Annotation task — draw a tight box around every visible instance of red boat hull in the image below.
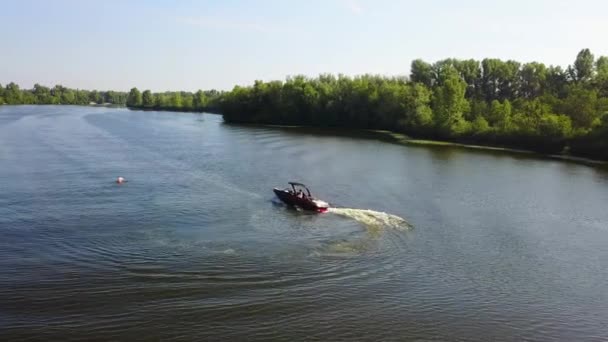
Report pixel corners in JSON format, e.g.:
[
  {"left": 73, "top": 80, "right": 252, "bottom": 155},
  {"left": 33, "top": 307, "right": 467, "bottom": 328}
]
[{"left": 273, "top": 188, "right": 328, "bottom": 213}]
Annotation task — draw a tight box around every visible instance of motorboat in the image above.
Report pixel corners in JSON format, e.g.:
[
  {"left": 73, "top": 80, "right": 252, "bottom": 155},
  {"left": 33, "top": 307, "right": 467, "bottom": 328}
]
[{"left": 273, "top": 182, "right": 329, "bottom": 213}]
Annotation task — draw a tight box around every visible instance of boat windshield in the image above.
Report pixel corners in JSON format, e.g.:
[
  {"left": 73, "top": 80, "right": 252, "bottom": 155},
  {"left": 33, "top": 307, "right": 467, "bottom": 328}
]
[{"left": 289, "top": 183, "right": 312, "bottom": 197}]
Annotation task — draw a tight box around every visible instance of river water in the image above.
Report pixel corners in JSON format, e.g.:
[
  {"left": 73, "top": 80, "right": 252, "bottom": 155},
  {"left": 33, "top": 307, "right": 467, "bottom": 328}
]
[{"left": 1, "top": 106, "right": 607, "bottom": 341}]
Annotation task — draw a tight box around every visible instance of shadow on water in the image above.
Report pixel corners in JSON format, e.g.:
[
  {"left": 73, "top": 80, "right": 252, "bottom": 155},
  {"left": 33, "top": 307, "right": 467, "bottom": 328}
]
[
  {"left": 222, "top": 121, "right": 398, "bottom": 143},
  {"left": 223, "top": 121, "right": 608, "bottom": 170}
]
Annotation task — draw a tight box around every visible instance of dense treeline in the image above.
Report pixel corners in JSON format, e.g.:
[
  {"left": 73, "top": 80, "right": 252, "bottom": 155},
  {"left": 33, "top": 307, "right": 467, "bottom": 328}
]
[
  {"left": 0, "top": 83, "right": 128, "bottom": 106},
  {"left": 126, "top": 88, "right": 223, "bottom": 113},
  {"left": 2, "top": 49, "right": 607, "bottom": 160},
  {"left": 220, "top": 49, "right": 608, "bottom": 160},
  {"left": 0, "top": 82, "right": 224, "bottom": 112}
]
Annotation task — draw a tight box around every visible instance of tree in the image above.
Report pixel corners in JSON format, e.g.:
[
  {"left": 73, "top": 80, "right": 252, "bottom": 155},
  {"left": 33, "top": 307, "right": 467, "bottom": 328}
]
[
  {"left": 182, "top": 93, "right": 194, "bottom": 110},
  {"left": 469, "top": 99, "right": 488, "bottom": 121},
  {"left": 538, "top": 114, "right": 572, "bottom": 140},
  {"left": 170, "top": 92, "right": 182, "bottom": 108},
  {"left": 432, "top": 67, "right": 469, "bottom": 135},
  {"left": 594, "top": 56, "right": 608, "bottom": 97},
  {"left": 499, "top": 60, "right": 521, "bottom": 100},
  {"left": 4, "top": 82, "right": 23, "bottom": 104},
  {"left": 595, "top": 56, "right": 608, "bottom": 80},
  {"left": 33, "top": 84, "right": 52, "bottom": 104},
  {"left": 487, "top": 99, "right": 512, "bottom": 129},
  {"left": 546, "top": 66, "right": 568, "bottom": 98},
  {"left": 75, "top": 90, "right": 89, "bottom": 105},
  {"left": 510, "top": 98, "right": 551, "bottom": 136},
  {"left": 89, "top": 90, "right": 102, "bottom": 104},
  {"left": 454, "top": 59, "right": 482, "bottom": 99},
  {"left": 155, "top": 93, "right": 168, "bottom": 108},
  {"left": 569, "top": 113, "right": 608, "bottom": 159},
  {"left": 471, "top": 115, "right": 490, "bottom": 134},
  {"left": 410, "top": 59, "right": 433, "bottom": 87},
  {"left": 142, "top": 90, "right": 154, "bottom": 108},
  {"left": 480, "top": 59, "right": 520, "bottom": 101},
  {"left": 402, "top": 83, "right": 433, "bottom": 130},
  {"left": 51, "top": 85, "right": 66, "bottom": 103},
  {"left": 569, "top": 48, "right": 595, "bottom": 82},
  {"left": 519, "top": 62, "right": 547, "bottom": 99},
  {"left": 193, "top": 90, "right": 208, "bottom": 109},
  {"left": 561, "top": 85, "right": 599, "bottom": 130},
  {"left": 127, "top": 87, "right": 142, "bottom": 107},
  {"left": 109, "top": 91, "right": 128, "bottom": 105},
  {"left": 61, "top": 89, "right": 76, "bottom": 104},
  {"left": 105, "top": 91, "right": 117, "bottom": 104},
  {"left": 481, "top": 58, "right": 503, "bottom": 101}
]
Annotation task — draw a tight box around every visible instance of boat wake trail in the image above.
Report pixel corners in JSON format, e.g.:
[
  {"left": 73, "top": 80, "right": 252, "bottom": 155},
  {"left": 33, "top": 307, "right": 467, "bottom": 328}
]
[{"left": 327, "top": 208, "right": 412, "bottom": 230}]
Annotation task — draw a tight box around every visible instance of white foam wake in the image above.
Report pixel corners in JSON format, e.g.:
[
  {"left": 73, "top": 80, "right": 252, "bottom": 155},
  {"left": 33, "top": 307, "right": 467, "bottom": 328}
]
[{"left": 327, "top": 208, "right": 412, "bottom": 230}]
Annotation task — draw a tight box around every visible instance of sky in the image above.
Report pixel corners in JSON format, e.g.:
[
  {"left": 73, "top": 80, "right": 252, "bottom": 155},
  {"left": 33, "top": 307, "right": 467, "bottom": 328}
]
[{"left": 1, "top": 0, "right": 608, "bottom": 92}]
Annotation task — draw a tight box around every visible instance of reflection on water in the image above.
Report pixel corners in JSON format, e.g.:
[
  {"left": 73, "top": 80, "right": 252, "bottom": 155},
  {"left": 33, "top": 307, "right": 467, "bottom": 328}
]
[{"left": 1, "top": 106, "right": 607, "bottom": 341}]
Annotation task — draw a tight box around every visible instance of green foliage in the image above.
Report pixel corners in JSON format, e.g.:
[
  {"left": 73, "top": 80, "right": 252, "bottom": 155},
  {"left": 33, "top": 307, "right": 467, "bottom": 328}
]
[
  {"left": 33, "top": 84, "right": 52, "bottom": 104},
  {"left": 454, "top": 59, "right": 482, "bottom": 98},
  {"left": 89, "top": 91, "right": 102, "bottom": 104},
  {"left": 480, "top": 59, "right": 521, "bottom": 101},
  {"left": 538, "top": 114, "right": 572, "bottom": 140},
  {"left": 0, "top": 83, "right": 127, "bottom": 106},
  {"left": 170, "top": 92, "right": 182, "bottom": 108},
  {"left": 432, "top": 67, "right": 469, "bottom": 136},
  {"left": 2, "top": 48, "right": 608, "bottom": 160},
  {"left": 471, "top": 115, "right": 490, "bottom": 134},
  {"left": 560, "top": 85, "right": 599, "bottom": 130},
  {"left": 127, "top": 87, "right": 142, "bottom": 107},
  {"left": 142, "top": 90, "right": 154, "bottom": 108},
  {"left": 155, "top": 93, "right": 168, "bottom": 108},
  {"left": 410, "top": 59, "right": 433, "bottom": 87},
  {"left": 594, "top": 56, "right": 608, "bottom": 97},
  {"left": 61, "top": 89, "right": 75, "bottom": 104},
  {"left": 486, "top": 99, "right": 512, "bottom": 129},
  {"left": 126, "top": 89, "right": 221, "bottom": 112},
  {"left": 104, "top": 91, "right": 126, "bottom": 105},
  {"left": 4, "top": 82, "right": 23, "bottom": 104},
  {"left": 545, "top": 66, "right": 569, "bottom": 98},
  {"left": 519, "top": 62, "right": 547, "bottom": 99},
  {"left": 596, "top": 56, "right": 608, "bottom": 78},
  {"left": 193, "top": 90, "right": 208, "bottom": 109},
  {"left": 569, "top": 48, "right": 595, "bottom": 82},
  {"left": 218, "top": 48, "right": 608, "bottom": 160},
  {"left": 0, "top": 82, "right": 220, "bottom": 111},
  {"left": 400, "top": 83, "right": 433, "bottom": 131},
  {"left": 182, "top": 93, "right": 194, "bottom": 110},
  {"left": 569, "top": 113, "right": 608, "bottom": 159}
]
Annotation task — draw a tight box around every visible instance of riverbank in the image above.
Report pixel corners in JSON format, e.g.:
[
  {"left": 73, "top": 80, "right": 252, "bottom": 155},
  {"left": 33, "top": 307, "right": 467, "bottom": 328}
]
[
  {"left": 126, "top": 106, "right": 222, "bottom": 114},
  {"left": 398, "top": 136, "right": 607, "bottom": 166},
  {"left": 231, "top": 122, "right": 608, "bottom": 167}
]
